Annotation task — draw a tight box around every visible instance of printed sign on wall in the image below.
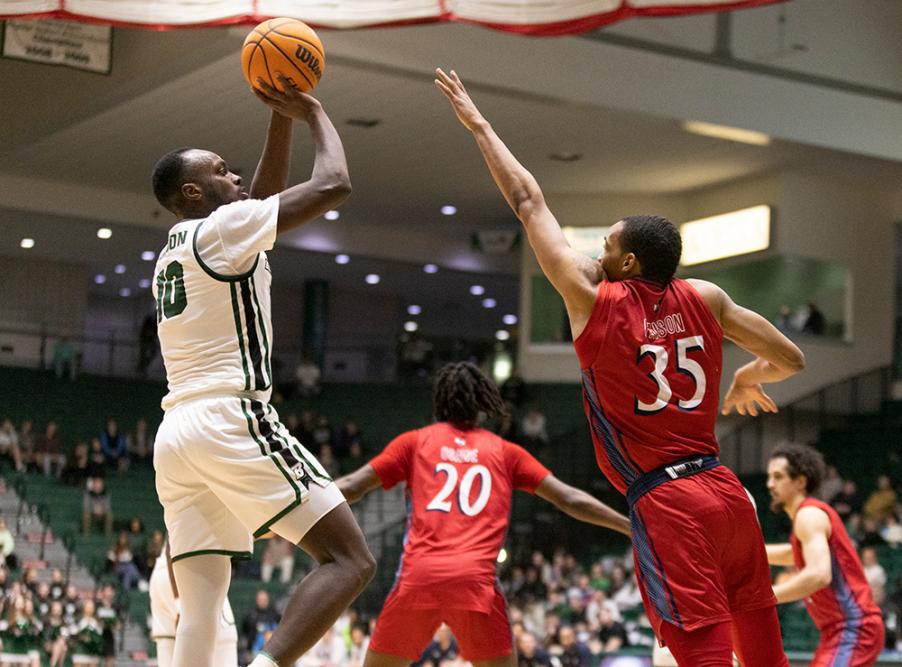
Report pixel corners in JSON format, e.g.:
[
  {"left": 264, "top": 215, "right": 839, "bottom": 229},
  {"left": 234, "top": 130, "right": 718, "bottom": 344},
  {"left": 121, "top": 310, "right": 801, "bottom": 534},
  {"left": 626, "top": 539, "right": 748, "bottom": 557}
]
[{"left": 3, "top": 19, "right": 112, "bottom": 74}]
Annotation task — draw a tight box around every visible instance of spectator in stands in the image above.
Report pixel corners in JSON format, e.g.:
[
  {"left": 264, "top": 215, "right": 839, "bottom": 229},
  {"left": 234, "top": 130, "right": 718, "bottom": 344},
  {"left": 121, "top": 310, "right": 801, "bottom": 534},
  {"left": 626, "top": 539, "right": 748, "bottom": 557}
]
[
  {"left": 23, "top": 567, "right": 40, "bottom": 596},
  {"left": 881, "top": 513, "right": 902, "bottom": 547},
  {"left": 34, "top": 581, "right": 52, "bottom": 617},
  {"left": 60, "top": 441, "right": 91, "bottom": 487},
  {"left": 802, "top": 301, "right": 826, "bottom": 336},
  {"left": 819, "top": 465, "right": 844, "bottom": 504},
  {"left": 82, "top": 477, "right": 113, "bottom": 537},
  {"left": 831, "top": 479, "right": 863, "bottom": 523},
  {"left": 0, "top": 419, "right": 23, "bottom": 472},
  {"left": 517, "top": 631, "right": 552, "bottom": 667},
  {"left": 610, "top": 572, "right": 642, "bottom": 614},
  {"left": 311, "top": 415, "right": 334, "bottom": 450},
  {"left": 34, "top": 420, "right": 65, "bottom": 478},
  {"left": 335, "top": 420, "right": 362, "bottom": 459},
  {"left": 295, "top": 356, "right": 322, "bottom": 397},
  {"left": 501, "top": 373, "right": 527, "bottom": 408},
  {"left": 497, "top": 407, "right": 519, "bottom": 443},
  {"left": 260, "top": 536, "right": 295, "bottom": 584},
  {"left": 857, "top": 516, "right": 887, "bottom": 549},
  {"left": 861, "top": 546, "right": 888, "bottom": 600},
  {"left": 52, "top": 336, "right": 78, "bottom": 381},
  {"left": 71, "top": 598, "right": 104, "bottom": 667},
  {"left": 341, "top": 441, "right": 366, "bottom": 476},
  {"left": 144, "top": 529, "right": 164, "bottom": 577},
  {"left": 241, "top": 590, "right": 281, "bottom": 664},
  {"left": 520, "top": 409, "right": 549, "bottom": 450},
  {"left": 126, "top": 517, "right": 148, "bottom": 576},
  {"left": 49, "top": 569, "right": 65, "bottom": 601},
  {"left": 62, "top": 584, "right": 80, "bottom": 625},
  {"left": 595, "top": 607, "right": 627, "bottom": 653},
  {"left": 556, "top": 625, "right": 592, "bottom": 667},
  {"left": 0, "top": 517, "right": 18, "bottom": 571},
  {"left": 43, "top": 599, "right": 70, "bottom": 667},
  {"left": 106, "top": 531, "right": 141, "bottom": 590},
  {"left": 318, "top": 444, "right": 340, "bottom": 479},
  {"left": 864, "top": 474, "right": 897, "bottom": 521},
  {"left": 774, "top": 305, "right": 795, "bottom": 334},
  {"left": 126, "top": 418, "right": 153, "bottom": 463},
  {"left": 416, "top": 625, "right": 458, "bottom": 667},
  {"left": 87, "top": 438, "right": 107, "bottom": 480},
  {"left": 342, "top": 622, "right": 369, "bottom": 667},
  {"left": 96, "top": 584, "right": 120, "bottom": 667},
  {"left": 0, "top": 593, "right": 40, "bottom": 666},
  {"left": 17, "top": 420, "right": 35, "bottom": 470},
  {"left": 99, "top": 419, "right": 127, "bottom": 472}
]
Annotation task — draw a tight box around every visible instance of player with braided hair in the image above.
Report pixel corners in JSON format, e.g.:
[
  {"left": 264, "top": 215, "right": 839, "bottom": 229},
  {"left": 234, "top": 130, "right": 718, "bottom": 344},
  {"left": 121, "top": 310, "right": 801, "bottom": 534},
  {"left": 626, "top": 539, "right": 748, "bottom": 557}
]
[{"left": 337, "top": 361, "right": 630, "bottom": 667}]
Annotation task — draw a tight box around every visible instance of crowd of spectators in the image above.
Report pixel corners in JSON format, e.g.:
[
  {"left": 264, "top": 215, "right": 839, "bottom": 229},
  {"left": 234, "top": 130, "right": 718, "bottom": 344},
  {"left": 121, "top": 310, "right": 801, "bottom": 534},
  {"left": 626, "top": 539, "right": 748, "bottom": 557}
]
[{"left": 0, "top": 559, "right": 122, "bottom": 667}]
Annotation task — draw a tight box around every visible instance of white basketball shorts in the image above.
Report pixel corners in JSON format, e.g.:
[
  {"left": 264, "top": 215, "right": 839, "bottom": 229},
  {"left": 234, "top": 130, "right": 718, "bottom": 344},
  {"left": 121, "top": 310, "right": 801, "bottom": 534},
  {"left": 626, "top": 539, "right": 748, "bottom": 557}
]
[{"left": 154, "top": 396, "right": 344, "bottom": 562}]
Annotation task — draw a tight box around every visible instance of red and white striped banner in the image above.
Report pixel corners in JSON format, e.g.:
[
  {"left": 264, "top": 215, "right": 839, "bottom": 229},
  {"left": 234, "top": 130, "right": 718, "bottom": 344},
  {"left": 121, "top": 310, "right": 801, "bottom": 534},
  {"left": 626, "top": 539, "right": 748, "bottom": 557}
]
[{"left": 0, "top": 0, "right": 784, "bottom": 36}]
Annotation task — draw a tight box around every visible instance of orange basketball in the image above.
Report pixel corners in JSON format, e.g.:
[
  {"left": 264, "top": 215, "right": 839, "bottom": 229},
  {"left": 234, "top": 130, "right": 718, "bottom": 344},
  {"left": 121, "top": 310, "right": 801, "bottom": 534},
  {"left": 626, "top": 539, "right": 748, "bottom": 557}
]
[{"left": 241, "top": 18, "right": 325, "bottom": 94}]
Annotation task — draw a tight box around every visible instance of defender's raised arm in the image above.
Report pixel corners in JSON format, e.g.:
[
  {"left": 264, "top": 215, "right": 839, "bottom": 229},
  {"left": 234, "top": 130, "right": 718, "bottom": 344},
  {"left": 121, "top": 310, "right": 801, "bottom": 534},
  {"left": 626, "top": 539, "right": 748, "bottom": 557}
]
[{"left": 435, "top": 68, "right": 597, "bottom": 337}]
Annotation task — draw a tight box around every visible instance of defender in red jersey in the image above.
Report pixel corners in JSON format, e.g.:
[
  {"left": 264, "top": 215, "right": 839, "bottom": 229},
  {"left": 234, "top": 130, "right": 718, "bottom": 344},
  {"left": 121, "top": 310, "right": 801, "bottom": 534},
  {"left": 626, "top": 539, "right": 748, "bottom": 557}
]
[
  {"left": 436, "top": 68, "right": 806, "bottom": 666},
  {"left": 338, "top": 362, "right": 631, "bottom": 667},
  {"left": 766, "top": 444, "right": 885, "bottom": 666}
]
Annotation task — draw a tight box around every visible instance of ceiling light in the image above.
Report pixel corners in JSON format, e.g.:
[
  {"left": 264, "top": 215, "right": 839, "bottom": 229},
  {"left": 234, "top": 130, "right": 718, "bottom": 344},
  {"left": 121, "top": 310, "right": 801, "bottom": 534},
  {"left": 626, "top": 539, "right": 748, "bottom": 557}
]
[
  {"left": 97, "top": 228, "right": 112, "bottom": 239},
  {"left": 683, "top": 121, "right": 771, "bottom": 146},
  {"left": 94, "top": 274, "right": 106, "bottom": 285},
  {"left": 115, "top": 264, "right": 126, "bottom": 274},
  {"left": 365, "top": 274, "right": 380, "bottom": 285},
  {"left": 404, "top": 321, "right": 418, "bottom": 332},
  {"left": 423, "top": 264, "right": 439, "bottom": 274},
  {"left": 549, "top": 152, "right": 583, "bottom": 162},
  {"left": 335, "top": 254, "right": 350, "bottom": 265},
  {"left": 324, "top": 210, "right": 340, "bottom": 221},
  {"left": 407, "top": 305, "right": 422, "bottom": 316},
  {"left": 495, "top": 330, "right": 511, "bottom": 341},
  {"left": 139, "top": 279, "right": 151, "bottom": 289},
  {"left": 482, "top": 298, "right": 497, "bottom": 309},
  {"left": 503, "top": 314, "right": 518, "bottom": 325},
  {"left": 470, "top": 285, "right": 485, "bottom": 296},
  {"left": 497, "top": 548, "right": 508, "bottom": 563},
  {"left": 119, "top": 288, "right": 131, "bottom": 297},
  {"left": 680, "top": 205, "right": 771, "bottom": 266},
  {"left": 20, "top": 238, "right": 34, "bottom": 249},
  {"left": 141, "top": 251, "right": 156, "bottom": 261},
  {"left": 441, "top": 205, "right": 457, "bottom": 216}
]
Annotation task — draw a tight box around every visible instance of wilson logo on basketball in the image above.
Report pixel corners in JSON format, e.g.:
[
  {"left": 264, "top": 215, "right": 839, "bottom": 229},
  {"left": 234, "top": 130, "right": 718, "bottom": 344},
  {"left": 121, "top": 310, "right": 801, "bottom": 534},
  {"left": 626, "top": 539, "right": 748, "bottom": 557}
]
[{"left": 295, "top": 46, "right": 323, "bottom": 79}]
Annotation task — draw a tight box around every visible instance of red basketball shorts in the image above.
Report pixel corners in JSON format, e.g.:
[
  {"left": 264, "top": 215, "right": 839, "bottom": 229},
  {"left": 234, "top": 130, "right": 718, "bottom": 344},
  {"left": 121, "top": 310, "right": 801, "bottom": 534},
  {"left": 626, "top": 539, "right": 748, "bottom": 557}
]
[
  {"left": 369, "top": 582, "right": 513, "bottom": 662},
  {"left": 630, "top": 466, "right": 778, "bottom": 636},
  {"left": 811, "top": 615, "right": 884, "bottom": 667}
]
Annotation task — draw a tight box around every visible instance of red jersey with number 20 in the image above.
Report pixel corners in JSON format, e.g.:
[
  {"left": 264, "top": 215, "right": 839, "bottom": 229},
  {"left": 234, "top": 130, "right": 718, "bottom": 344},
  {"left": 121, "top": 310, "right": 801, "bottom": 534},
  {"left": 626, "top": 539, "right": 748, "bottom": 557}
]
[
  {"left": 369, "top": 423, "right": 550, "bottom": 610},
  {"left": 573, "top": 278, "right": 723, "bottom": 494}
]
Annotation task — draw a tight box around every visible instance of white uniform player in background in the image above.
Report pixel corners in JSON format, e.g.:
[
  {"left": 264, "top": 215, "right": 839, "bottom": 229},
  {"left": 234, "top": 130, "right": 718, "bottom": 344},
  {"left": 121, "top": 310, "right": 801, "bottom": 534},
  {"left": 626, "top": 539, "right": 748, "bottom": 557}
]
[
  {"left": 150, "top": 75, "right": 374, "bottom": 667},
  {"left": 150, "top": 541, "right": 238, "bottom": 667}
]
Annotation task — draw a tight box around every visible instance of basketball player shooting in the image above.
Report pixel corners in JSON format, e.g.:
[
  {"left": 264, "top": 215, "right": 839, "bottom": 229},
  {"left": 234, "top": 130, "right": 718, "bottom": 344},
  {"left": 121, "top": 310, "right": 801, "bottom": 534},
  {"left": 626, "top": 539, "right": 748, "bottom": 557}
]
[
  {"left": 435, "top": 68, "right": 804, "bottom": 666},
  {"left": 150, "top": 76, "right": 374, "bottom": 667},
  {"left": 337, "top": 361, "right": 631, "bottom": 667},
  {"left": 766, "top": 444, "right": 884, "bottom": 666}
]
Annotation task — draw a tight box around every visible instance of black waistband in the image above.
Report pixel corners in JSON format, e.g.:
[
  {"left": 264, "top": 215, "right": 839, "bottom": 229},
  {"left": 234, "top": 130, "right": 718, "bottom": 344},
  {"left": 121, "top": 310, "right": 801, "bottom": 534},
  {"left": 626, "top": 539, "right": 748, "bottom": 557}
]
[{"left": 626, "top": 455, "right": 721, "bottom": 508}]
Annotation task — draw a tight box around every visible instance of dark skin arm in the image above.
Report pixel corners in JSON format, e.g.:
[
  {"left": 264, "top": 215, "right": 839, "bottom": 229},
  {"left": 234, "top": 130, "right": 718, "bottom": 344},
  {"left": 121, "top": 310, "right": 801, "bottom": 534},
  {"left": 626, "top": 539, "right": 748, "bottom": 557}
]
[
  {"left": 249, "top": 111, "right": 293, "bottom": 200},
  {"left": 336, "top": 464, "right": 382, "bottom": 505},
  {"left": 534, "top": 475, "right": 631, "bottom": 536},
  {"left": 253, "top": 74, "right": 352, "bottom": 234}
]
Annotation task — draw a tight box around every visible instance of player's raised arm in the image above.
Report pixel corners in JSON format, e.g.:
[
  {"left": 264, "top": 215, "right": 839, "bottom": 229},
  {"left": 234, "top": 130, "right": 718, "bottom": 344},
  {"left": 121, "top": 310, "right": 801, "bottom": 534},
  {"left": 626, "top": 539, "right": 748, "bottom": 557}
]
[
  {"left": 435, "top": 68, "right": 598, "bottom": 335},
  {"left": 772, "top": 506, "right": 832, "bottom": 603},
  {"left": 688, "top": 279, "right": 805, "bottom": 416},
  {"left": 248, "top": 108, "right": 293, "bottom": 200},
  {"left": 534, "top": 475, "right": 631, "bottom": 537},
  {"left": 765, "top": 543, "right": 795, "bottom": 566},
  {"left": 254, "top": 75, "right": 351, "bottom": 234},
  {"left": 335, "top": 465, "right": 383, "bottom": 505}
]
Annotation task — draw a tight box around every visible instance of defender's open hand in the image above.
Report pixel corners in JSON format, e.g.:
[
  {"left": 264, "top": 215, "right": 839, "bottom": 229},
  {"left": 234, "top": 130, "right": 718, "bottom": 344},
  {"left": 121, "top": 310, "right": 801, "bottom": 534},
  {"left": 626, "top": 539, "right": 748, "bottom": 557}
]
[{"left": 435, "top": 68, "right": 486, "bottom": 132}]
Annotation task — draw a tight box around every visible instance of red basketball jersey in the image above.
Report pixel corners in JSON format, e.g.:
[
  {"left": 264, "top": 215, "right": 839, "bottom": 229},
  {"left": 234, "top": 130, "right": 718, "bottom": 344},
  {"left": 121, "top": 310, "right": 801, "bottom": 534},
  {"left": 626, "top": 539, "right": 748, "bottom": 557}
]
[
  {"left": 573, "top": 278, "right": 723, "bottom": 494},
  {"left": 369, "top": 423, "right": 550, "bottom": 609},
  {"left": 790, "top": 498, "right": 882, "bottom": 631}
]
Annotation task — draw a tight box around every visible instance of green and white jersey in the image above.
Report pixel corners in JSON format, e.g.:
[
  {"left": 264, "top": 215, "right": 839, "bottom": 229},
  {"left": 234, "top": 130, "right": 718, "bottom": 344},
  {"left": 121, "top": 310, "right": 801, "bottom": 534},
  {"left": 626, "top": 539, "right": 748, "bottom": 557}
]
[{"left": 153, "top": 196, "right": 278, "bottom": 411}]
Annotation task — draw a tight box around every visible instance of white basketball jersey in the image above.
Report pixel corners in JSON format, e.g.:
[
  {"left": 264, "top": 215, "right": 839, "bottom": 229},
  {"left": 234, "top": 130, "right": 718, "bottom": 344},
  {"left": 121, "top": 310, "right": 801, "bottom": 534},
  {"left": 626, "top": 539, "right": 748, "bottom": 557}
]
[{"left": 153, "top": 196, "right": 279, "bottom": 411}]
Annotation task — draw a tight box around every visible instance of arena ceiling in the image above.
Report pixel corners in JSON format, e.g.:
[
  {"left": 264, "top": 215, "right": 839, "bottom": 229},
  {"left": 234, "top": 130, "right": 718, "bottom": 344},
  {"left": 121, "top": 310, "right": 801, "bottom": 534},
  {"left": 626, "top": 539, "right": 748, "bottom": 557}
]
[{"left": 1, "top": 0, "right": 901, "bottom": 317}]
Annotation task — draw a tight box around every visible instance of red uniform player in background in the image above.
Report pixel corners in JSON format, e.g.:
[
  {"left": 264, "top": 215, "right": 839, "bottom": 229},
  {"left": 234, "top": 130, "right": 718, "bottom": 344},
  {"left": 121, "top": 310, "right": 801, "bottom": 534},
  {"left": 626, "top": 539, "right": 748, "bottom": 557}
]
[
  {"left": 435, "top": 68, "right": 805, "bottom": 666},
  {"left": 338, "top": 361, "right": 631, "bottom": 667},
  {"left": 766, "top": 444, "right": 884, "bottom": 666}
]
